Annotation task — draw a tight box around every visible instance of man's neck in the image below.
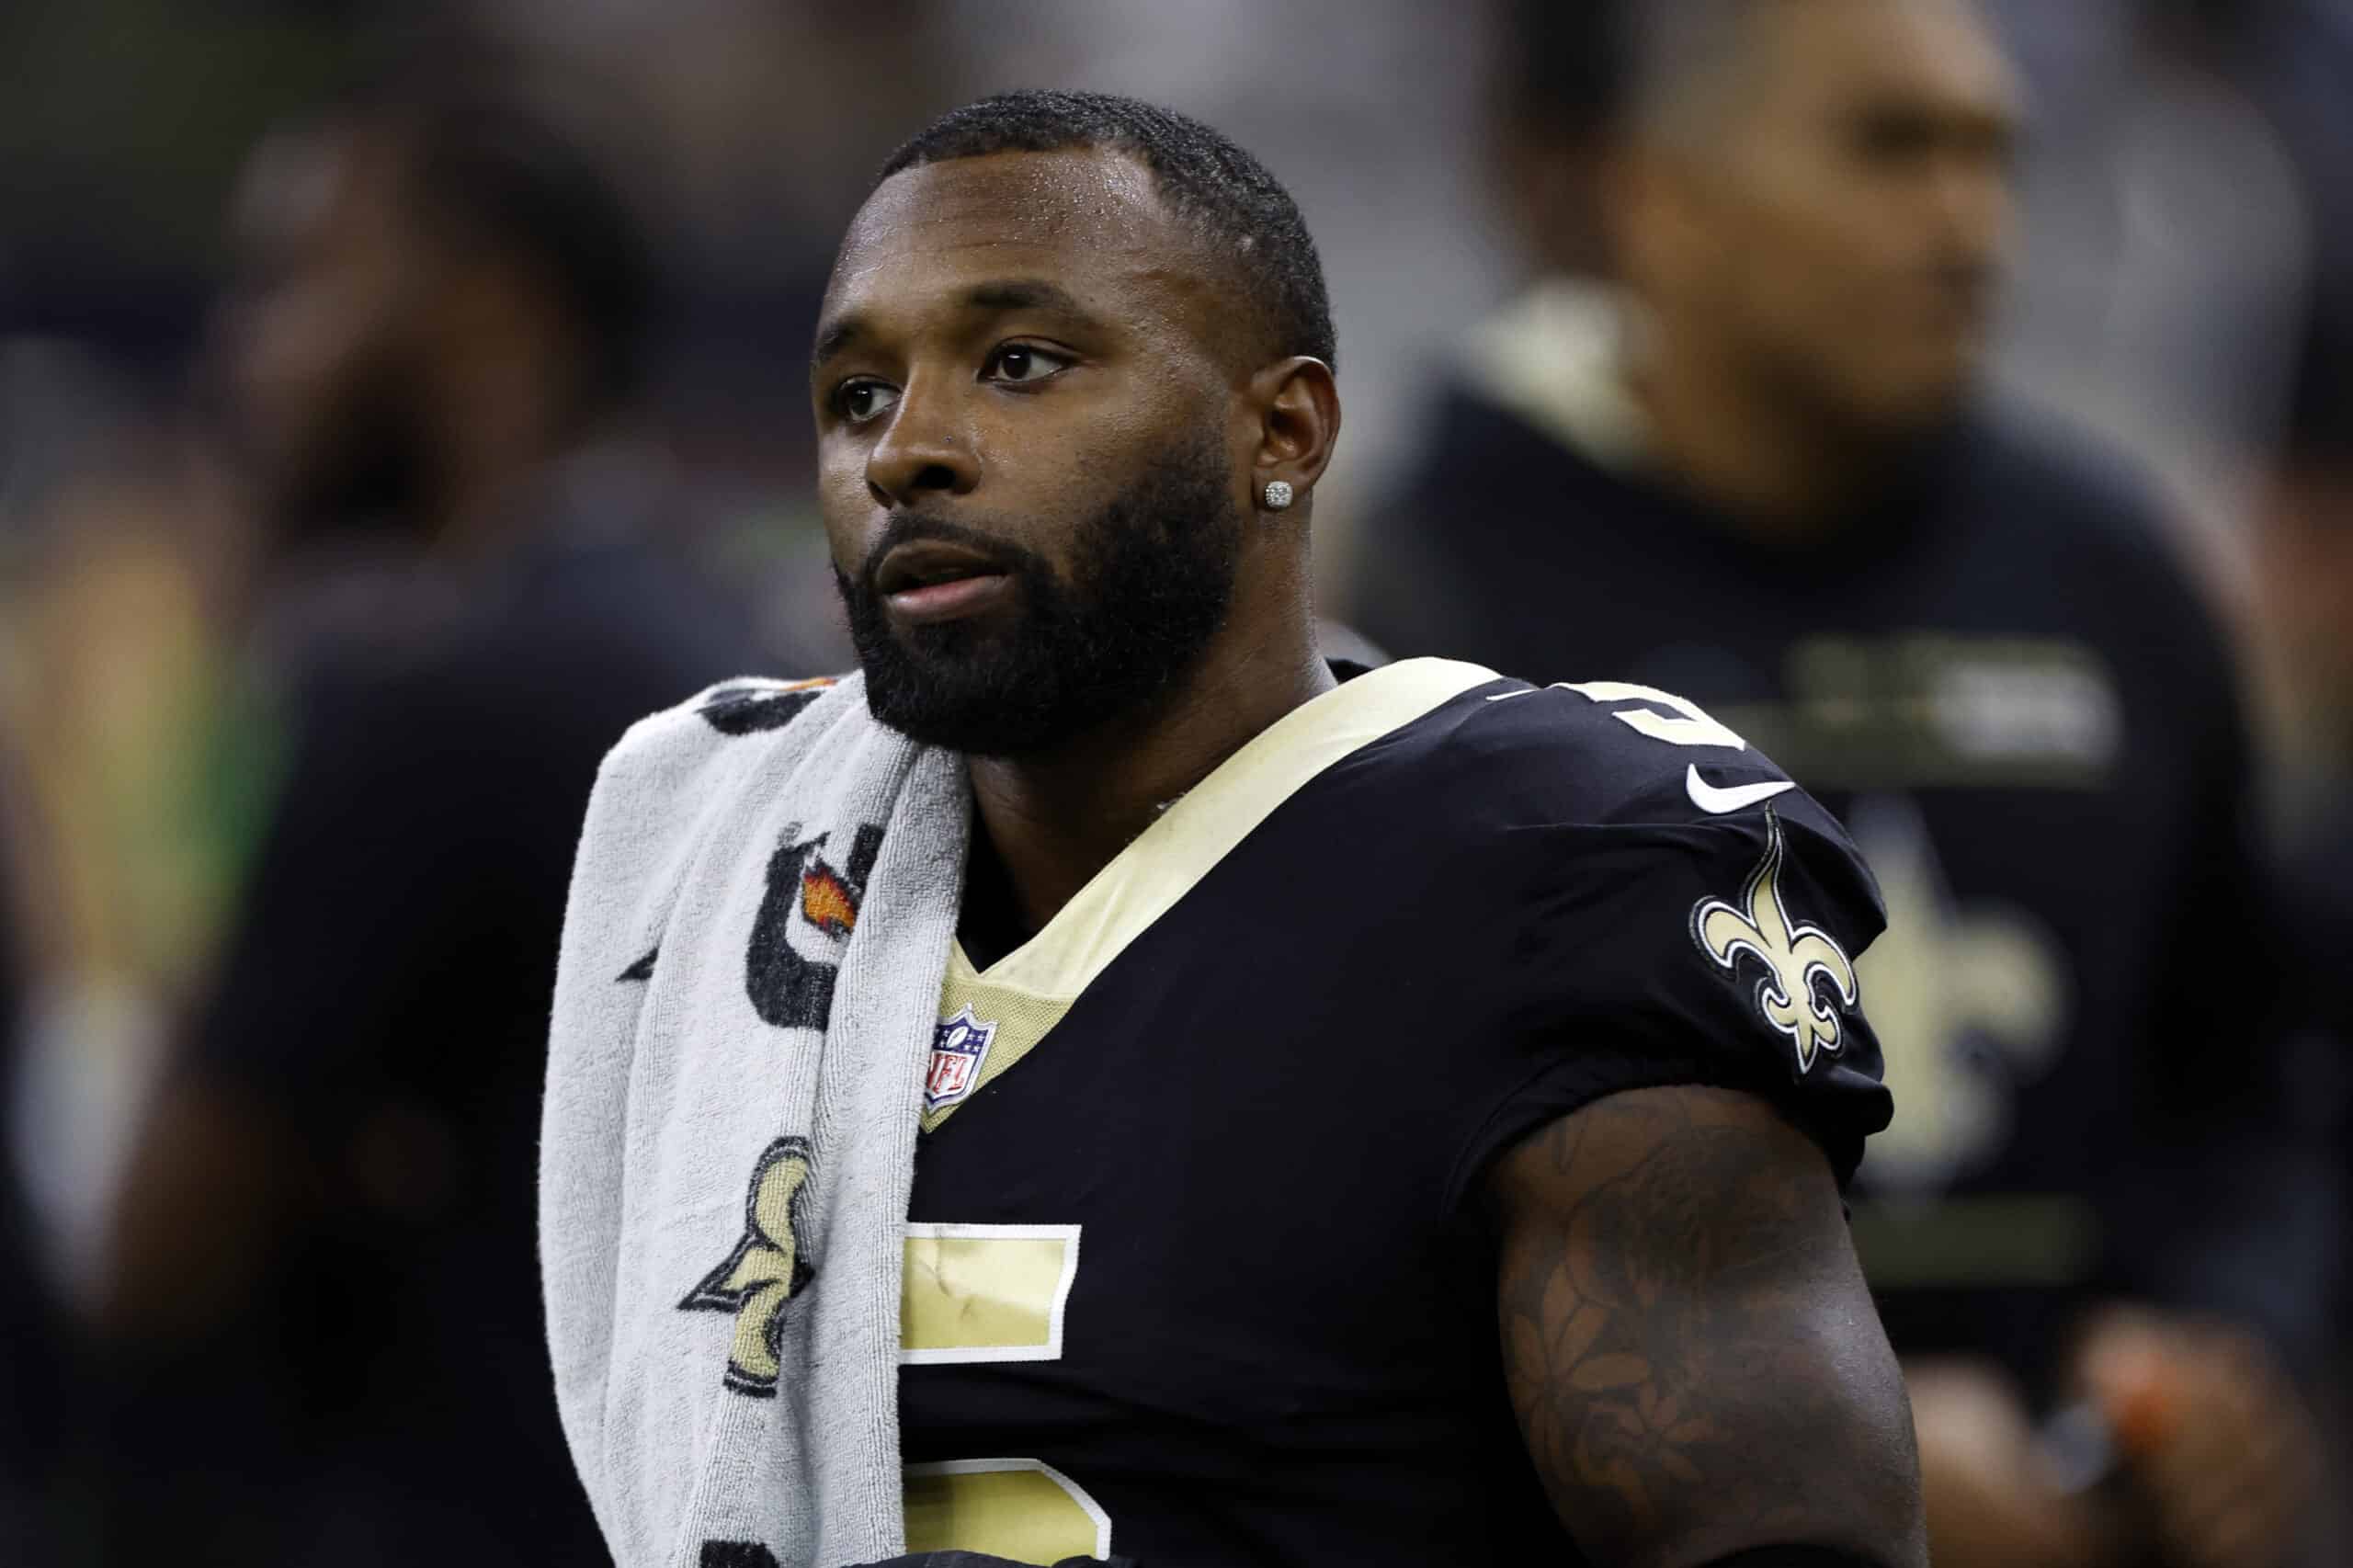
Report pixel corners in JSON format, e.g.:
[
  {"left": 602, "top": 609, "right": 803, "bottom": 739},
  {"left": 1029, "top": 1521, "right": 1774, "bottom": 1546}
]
[
  {"left": 424, "top": 363, "right": 577, "bottom": 563},
  {"left": 1625, "top": 324, "right": 1892, "bottom": 541},
  {"left": 965, "top": 616, "right": 1334, "bottom": 940}
]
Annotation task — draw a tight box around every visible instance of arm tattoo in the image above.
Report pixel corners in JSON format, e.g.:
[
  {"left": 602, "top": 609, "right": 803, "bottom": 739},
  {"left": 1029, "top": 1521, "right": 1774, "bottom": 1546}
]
[{"left": 1493, "top": 1086, "right": 1923, "bottom": 1568}]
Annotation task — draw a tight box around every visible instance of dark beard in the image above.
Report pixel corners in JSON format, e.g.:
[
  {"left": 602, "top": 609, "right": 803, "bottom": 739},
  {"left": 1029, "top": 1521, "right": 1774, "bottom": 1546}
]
[{"left": 836, "top": 433, "right": 1244, "bottom": 756}]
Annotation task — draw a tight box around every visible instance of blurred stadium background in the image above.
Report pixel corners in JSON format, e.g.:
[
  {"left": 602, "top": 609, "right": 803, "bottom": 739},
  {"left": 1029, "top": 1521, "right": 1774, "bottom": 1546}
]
[{"left": 0, "top": 1, "right": 2346, "bottom": 1564}]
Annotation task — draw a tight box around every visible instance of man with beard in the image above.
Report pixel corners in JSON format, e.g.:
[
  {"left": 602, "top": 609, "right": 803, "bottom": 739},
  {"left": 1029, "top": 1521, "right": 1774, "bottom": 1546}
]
[
  {"left": 94, "top": 70, "right": 768, "bottom": 1566},
  {"left": 1353, "top": 4, "right": 2327, "bottom": 1567},
  {"left": 542, "top": 90, "right": 1925, "bottom": 1568}
]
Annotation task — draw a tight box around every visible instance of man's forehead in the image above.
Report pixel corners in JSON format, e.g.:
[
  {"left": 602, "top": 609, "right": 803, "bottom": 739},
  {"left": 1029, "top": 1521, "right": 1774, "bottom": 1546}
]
[
  {"left": 825, "top": 148, "right": 1182, "bottom": 310},
  {"left": 1776, "top": 0, "right": 2018, "bottom": 113}
]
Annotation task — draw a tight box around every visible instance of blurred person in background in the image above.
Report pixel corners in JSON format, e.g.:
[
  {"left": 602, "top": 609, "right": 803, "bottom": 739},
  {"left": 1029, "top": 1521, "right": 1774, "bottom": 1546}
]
[
  {"left": 88, "top": 60, "right": 771, "bottom": 1566},
  {"left": 0, "top": 392, "right": 269, "bottom": 1560},
  {"left": 0, "top": 781, "right": 63, "bottom": 1562},
  {"left": 2257, "top": 312, "right": 2353, "bottom": 1350},
  {"left": 1975, "top": 0, "right": 2313, "bottom": 561},
  {"left": 1354, "top": 2, "right": 2333, "bottom": 1565}
]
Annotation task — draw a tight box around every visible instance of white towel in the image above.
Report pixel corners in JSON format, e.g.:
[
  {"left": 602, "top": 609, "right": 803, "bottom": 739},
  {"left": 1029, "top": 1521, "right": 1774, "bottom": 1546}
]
[{"left": 541, "top": 673, "right": 970, "bottom": 1568}]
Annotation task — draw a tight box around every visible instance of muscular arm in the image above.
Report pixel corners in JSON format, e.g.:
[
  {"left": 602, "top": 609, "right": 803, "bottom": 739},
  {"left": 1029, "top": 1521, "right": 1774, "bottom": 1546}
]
[{"left": 1492, "top": 1084, "right": 1926, "bottom": 1568}]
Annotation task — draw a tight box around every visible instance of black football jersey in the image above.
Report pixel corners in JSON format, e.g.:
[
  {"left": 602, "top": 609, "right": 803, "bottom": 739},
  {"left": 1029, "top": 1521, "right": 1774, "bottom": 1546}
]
[
  {"left": 1354, "top": 390, "right": 2294, "bottom": 1384},
  {"left": 892, "top": 657, "right": 1891, "bottom": 1567}
]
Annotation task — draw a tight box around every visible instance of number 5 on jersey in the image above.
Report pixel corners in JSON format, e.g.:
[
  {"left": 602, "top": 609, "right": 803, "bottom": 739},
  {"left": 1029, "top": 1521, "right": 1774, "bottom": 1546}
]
[{"left": 899, "top": 1223, "right": 1109, "bottom": 1562}]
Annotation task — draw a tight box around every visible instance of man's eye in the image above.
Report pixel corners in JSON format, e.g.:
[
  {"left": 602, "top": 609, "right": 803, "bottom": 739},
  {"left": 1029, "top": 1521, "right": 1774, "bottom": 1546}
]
[
  {"left": 1851, "top": 109, "right": 1941, "bottom": 166},
  {"left": 983, "top": 345, "right": 1070, "bottom": 386},
  {"left": 835, "top": 381, "right": 901, "bottom": 424}
]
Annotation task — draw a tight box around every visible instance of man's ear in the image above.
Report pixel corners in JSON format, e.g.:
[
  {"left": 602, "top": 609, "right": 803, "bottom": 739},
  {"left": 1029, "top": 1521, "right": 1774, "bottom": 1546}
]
[
  {"left": 1599, "top": 142, "right": 1703, "bottom": 301},
  {"left": 1499, "top": 124, "right": 1614, "bottom": 278},
  {"left": 1245, "top": 356, "right": 1341, "bottom": 513}
]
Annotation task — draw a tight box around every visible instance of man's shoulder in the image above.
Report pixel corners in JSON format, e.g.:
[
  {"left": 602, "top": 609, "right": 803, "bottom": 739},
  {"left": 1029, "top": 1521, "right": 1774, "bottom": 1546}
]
[
  {"left": 1961, "top": 408, "right": 2242, "bottom": 680},
  {"left": 1965, "top": 408, "right": 2199, "bottom": 579},
  {"left": 1968, "top": 404, "right": 2165, "bottom": 517},
  {"left": 1373, "top": 384, "right": 1628, "bottom": 552},
  {"left": 596, "top": 674, "right": 862, "bottom": 798},
  {"left": 1303, "top": 666, "right": 1893, "bottom": 1181},
  {"left": 563, "top": 674, "right": 867, "bottom": 946},
  {"left": 1365, "top": 668, "right": 1826, "bottom": 835},
  {"left": 1347, "top": 667, "right": 1883, "bottom": 934}
]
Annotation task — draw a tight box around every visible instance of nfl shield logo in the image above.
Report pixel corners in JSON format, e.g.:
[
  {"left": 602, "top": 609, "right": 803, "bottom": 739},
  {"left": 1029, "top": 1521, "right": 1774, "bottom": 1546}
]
[{"left": 925, "top": 1006, "right": 996, "bottom": 1114}]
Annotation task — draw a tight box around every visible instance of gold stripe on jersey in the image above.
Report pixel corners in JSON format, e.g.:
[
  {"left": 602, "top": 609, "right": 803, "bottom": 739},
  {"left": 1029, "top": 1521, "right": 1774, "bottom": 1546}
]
[{"left": 922, "top": 656, "right": 1501, "bottom": 1132}]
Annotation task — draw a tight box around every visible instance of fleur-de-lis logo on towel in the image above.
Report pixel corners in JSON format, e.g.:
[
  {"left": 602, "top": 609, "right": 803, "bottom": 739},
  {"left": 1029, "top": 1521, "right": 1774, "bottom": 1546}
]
[
  {"left": 679, "top": 1137, "right": 815, "bottom": 1397},
  {"left": 1691, "top": 809, "right": 1859, "bottom": 1075}
]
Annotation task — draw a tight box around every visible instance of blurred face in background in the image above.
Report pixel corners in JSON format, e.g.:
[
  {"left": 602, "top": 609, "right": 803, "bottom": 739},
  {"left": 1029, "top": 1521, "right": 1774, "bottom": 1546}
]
[
  {"left": 1611, "top": 0, "right": 2022, "bottom": 435},
  {"left": 812, "top": 148, "right": 1254, "bottom": 756},
  {"left": 214, "top": 123, "right": 436, "bottom": 540},
  {"left": 2258, "top": 460, "right": 2353, "bottom": 756}
]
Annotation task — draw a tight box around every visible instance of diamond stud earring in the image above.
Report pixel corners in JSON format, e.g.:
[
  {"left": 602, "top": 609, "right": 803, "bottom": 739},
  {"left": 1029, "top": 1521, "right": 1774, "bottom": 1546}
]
[{"left": 1262, "top": 480, "right": 1295, "bottom": 512}]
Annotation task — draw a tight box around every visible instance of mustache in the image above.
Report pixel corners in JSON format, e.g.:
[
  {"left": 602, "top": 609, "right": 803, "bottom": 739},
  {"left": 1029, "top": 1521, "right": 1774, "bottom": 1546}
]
[{"left": 855, "top": 512, "right": 1043, "bottom": 595}]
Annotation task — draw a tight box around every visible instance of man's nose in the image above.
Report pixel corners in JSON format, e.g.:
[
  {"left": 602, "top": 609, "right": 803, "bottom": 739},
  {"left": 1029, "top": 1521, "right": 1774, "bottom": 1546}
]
[
  {"left": 1930, "top": 150, "right": 2015, "bottom": 265},
  {"left": 866, "top": 378, "right": 980, "bottom": 509}
]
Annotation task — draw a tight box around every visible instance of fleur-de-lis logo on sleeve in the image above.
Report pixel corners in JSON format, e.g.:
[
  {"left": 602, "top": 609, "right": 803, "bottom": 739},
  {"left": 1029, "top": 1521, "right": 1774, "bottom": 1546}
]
[
  {"left": 1691, "top": 810, "right": 1859, "bottom": 1075},
  {"left": 679, "top": 1137, "right": 815, "bottom": 1397}
]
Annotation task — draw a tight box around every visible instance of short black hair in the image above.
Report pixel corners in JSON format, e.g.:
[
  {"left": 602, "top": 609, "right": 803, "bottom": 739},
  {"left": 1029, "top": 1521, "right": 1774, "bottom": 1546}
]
[
  {"left": 335, "top": 66, "right": 656, "bottom": 418},
  {"left": 1499, "top": 0, "right": 1631, "bottom": 142},
  {"left": 1499, "top": 0, "right": 1776, "bottom": 149},
  {"left": 878, "top": 89, "right": 1337, "bottom": 372}
]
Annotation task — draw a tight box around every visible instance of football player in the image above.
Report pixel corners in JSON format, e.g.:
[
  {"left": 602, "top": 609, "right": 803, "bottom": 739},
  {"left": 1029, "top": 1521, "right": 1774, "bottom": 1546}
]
[
  {"left": 551, "top": 89, "right": 1924, "bottom": 1568},
  {"left": 96, "top": 66, "right": 769, "bottom": 1566},
  {"left": 1355, "top": 4, "right": 2327, "bottom": 1566}
]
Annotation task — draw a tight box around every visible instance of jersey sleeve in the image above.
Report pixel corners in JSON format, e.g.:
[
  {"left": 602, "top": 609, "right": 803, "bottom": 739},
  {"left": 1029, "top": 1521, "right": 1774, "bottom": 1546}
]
[{"left": 1449, "top": 790, "right": 1893, "bottom": 1207}]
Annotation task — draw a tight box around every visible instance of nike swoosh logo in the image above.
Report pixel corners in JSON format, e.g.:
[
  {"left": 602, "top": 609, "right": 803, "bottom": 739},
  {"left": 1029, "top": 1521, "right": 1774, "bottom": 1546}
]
[{"left": 1686, "top": 766, "right": 1797, "bottom": 815}]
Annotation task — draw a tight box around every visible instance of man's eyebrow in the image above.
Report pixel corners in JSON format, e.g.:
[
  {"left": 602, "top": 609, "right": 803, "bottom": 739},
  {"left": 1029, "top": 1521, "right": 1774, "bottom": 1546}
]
[
  {"left": 812, "top": 280, "right": 1093, "bottom": 370},
  {"left": 961, "top": 278, "right": 1086, "bottom": 315},
  {"left": 811, "top": 313, "right": 868, "bottom": 370}
]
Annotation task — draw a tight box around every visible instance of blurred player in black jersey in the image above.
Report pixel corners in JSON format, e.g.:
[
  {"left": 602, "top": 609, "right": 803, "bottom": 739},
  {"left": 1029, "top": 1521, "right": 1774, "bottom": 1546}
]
[
  {"left": 1356, "top": 3, "right": 2330, "bottom": 1565},
  {"left": 2257, "top": 314, "right": 2353, "bottom": 1550},
  {"left": 91, "top": 65, "right": 769, "bottom": 1567},
  {"left": 598, "top": 88, "right": 1926, "bottom": 1568}
]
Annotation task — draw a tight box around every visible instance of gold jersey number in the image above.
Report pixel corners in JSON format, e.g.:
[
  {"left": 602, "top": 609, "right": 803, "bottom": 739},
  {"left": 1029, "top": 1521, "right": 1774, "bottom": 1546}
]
[{"left": 899, "top": 1223, "right": 1109, "bottom": 1562}]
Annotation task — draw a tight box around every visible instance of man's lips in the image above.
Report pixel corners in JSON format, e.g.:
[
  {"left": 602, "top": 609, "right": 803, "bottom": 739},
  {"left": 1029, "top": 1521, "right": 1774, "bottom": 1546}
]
[
  {"left": 874, "top": 538, "right": 1014, "bottom": 625},
  {"left": 886, "top": 574, "right": 1013, "bottom": 623}
]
